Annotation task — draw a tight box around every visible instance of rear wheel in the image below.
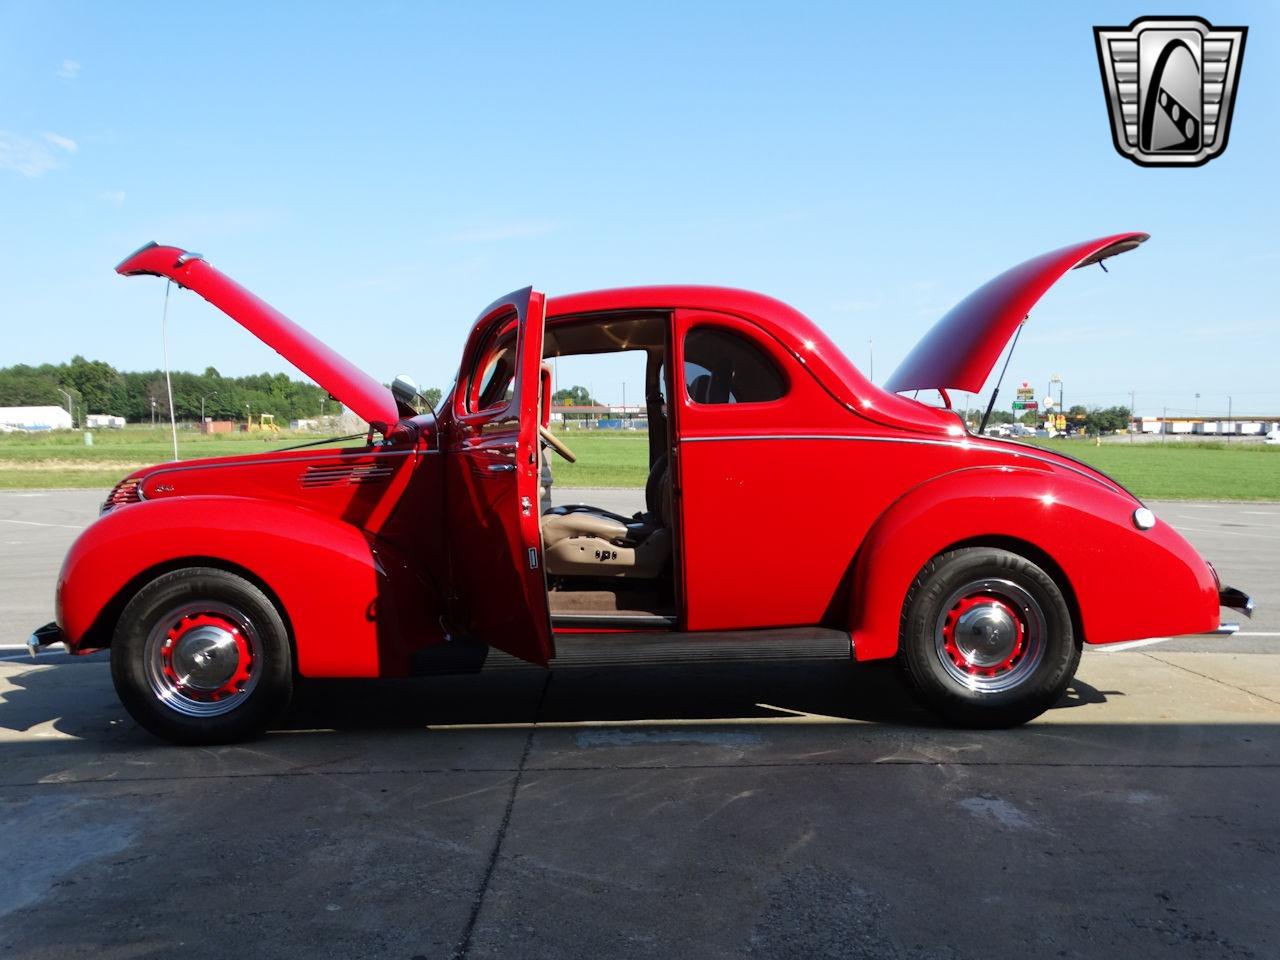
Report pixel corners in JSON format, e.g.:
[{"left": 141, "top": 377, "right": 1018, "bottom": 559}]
[
  {"left": 111, "top": 567, "right": 292, "bottom": 744},
  {"left": 897, "top": 547, "right": 1079, "bottom": 727}
]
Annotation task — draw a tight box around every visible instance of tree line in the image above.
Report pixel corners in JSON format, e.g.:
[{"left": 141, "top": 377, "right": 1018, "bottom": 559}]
[
  {"left": 969, "top": 405, "right": 1132, "bottom": 435},
  {"left": 0, "top": 356, "right": 333, "bottom": 425}
]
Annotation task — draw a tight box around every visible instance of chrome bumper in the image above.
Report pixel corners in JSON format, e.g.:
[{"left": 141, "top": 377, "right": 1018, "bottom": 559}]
[
  {"left": 1216, "top": 586, "right": 1254, "bottom": 636},
  {"left": 1219, "top": 586, "right": 1254, "bottom": 618},
  {"left": 26, "top": 622, "right": 66, "bottom": 659}
]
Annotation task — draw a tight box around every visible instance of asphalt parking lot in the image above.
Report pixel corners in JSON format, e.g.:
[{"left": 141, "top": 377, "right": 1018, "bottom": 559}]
[{"left": 2, "top": 489, "right": 1278, "bottom": 959}]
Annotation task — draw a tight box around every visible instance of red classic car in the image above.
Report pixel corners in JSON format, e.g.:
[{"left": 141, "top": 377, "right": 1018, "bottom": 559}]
[{"left": 29, "top": 233, "right": 1252, "bottom": 743}]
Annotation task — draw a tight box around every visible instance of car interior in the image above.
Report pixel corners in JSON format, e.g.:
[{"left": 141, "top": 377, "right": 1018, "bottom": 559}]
[
  {"left": 537, "top": 313, "right": 678, "bottom": 626},
  {"left": 465, "top": 310, "right": 789, "bottom": 627}
]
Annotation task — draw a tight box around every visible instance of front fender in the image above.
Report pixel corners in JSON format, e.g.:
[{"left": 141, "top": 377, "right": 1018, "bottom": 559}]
[
  {"left": 58, "top": 496, "right": 444, "bottom": 677},
  {"left": 848, "top": 466, "right": 1219, "bottom": 661}
]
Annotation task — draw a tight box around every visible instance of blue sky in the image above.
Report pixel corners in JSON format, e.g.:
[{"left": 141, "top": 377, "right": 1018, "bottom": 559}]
[{"left": 1, "top": 1, "right": 1276, "bottom": 417}]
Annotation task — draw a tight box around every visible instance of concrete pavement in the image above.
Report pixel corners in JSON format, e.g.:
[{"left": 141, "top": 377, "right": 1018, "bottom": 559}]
[{"left": 1, "top": 643, "right": 1279, "bottom": 958}]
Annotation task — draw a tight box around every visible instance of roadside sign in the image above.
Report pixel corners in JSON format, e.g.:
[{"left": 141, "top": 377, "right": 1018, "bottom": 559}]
[
  {"left": 1012, "top": 400, "right": 1039, "bottom": 411},
  {"left": 1043, "top": 396, "right": 1055, "bottom": 409}
]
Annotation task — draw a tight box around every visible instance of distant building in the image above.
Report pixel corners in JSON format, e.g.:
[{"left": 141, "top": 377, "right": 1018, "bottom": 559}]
[
  {"left": 85, "top": 414, "right": 126, "bottom": 429},
  {"left": 1134, "top": 415, "right": 1280, "bottom": 437},
  {"left": 0, "top": 405, "right": 74, "bottom": 431}
]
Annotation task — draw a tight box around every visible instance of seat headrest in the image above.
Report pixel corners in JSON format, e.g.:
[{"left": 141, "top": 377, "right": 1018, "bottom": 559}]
[{"left": 689, "top": 374, "right": 711, "bottom": 404}]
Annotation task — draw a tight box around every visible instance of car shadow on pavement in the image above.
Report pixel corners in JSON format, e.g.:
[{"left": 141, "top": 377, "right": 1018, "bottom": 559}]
[
  {"left": 0, "top": 649, "right": 1115, "bottom": 752},
  {"left": 285, "top": 657, "right": 931, "bottom": 731}
]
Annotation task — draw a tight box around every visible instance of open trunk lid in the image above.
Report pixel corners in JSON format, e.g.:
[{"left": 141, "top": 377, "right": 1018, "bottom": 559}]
[
  {"left": 115, "top": 242, "right": 401, "bottom": 430},
  {"left": 885, "top": 232, "right": 1148, "bottom": 395}
]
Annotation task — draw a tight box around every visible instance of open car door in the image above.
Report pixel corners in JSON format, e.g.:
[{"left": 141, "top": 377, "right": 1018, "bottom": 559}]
[{"left": 443, "top": 288, "right": 554, "bottom": 665}]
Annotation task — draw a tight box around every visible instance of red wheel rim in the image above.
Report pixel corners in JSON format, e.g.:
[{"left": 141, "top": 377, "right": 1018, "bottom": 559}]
[
  {"left": 145, "top": 601, "right": 262, "bottom": 717},
  {"left": 941, "top": 594, "right": 1027, "bottom": 677},
  {"left": 160, "top": 612, "right": 254, "bottom": 700},
  {"left": 933, "top": 578, "right": 1047, "bottom": 694}
]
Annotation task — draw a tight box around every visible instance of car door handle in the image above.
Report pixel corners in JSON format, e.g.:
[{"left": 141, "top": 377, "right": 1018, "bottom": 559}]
[{"left": 486, "top": 463, "right": 515, "bottom": 473}]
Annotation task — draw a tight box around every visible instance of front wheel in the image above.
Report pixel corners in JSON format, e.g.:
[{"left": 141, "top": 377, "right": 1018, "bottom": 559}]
[
  {"left": 111, "top": 567, "right": 293, "bottom": 744},
  {"left": 897, "top": 547, "right": 1080, "bottom": 728}
]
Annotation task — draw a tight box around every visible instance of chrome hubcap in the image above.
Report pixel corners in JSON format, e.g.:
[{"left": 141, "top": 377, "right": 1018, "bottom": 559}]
[
  {"left": 953, "top": 603, "right": 1020, "bottom": 669},
  {"left": 144, "top": 601, "right": 261, "bottom": 718},
  {"left": 934, "top": 578, "right": 1047, "bottom": 694},
  {"left": 169, "top": 625, "right": 241, "bottom": 692}
]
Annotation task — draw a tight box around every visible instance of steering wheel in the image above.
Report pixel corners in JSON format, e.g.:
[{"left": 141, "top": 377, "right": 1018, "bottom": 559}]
[{"left": 539, "top": 425, "right": 577, "bottom": 463}]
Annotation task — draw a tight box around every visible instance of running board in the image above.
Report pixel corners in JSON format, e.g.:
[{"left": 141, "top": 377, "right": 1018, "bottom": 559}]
[
  {"left": 415, "top": 626, "right": 856, "bottom": 674},
  {"left": 544, "top": 626, "right": 853, "bottom": 668}
]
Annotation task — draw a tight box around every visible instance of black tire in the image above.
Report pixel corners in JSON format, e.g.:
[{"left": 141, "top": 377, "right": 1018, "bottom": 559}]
[
  {"left": 896, "top": 547, "right": 1080, "bottom": 728},
  {"left": 110, "top": 567, "right": 293, "bottom": 745}
]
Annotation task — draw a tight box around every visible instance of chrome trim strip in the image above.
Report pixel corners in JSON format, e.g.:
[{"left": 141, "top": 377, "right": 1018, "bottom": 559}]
[
  {"left": 551, "top": 613, "right": 677, "bottom": 628},
  {"left": 679, "top": 434, "right": 1119, "bottom": 491},
  {"left": 681, "top": 433, "right": 958, "bottom": 447}
]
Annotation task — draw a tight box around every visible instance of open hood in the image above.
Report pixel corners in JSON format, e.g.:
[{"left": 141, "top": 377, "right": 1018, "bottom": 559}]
[
  {"left": 116, "top": 243, "right": 400, "bottom": 430},
  {"left": 885, "top": 232, "right": 1148, "bottom": 395}
]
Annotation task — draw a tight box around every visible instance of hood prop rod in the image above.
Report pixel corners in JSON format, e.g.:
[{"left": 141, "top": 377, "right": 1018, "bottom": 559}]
[{"left": 977, "top": 318, "right": 1026, "bottom": 436}]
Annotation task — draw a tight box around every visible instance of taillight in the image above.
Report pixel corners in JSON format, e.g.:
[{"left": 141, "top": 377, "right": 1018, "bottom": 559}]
[{"left": 102, "top": 478, "right": 143, "bottom": 514}]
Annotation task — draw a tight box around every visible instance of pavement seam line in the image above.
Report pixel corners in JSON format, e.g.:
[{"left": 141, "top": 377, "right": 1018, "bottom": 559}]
[
  {"left": 451, "top": 670, "right": 551, "bottom": 960},
  {"left": 1141, "top": 652, "right": 1280, "bottom": 707},
  {"left": 7, "top": 758, "right": 1280, "bottom": 791}
]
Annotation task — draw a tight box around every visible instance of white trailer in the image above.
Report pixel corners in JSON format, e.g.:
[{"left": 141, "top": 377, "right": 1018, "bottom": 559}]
[{"left": 0, "top": 405, "right": 73, "bottom": 431}]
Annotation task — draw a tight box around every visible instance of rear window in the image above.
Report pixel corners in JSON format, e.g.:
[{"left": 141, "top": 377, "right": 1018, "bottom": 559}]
[{"left": 683, "top": 327, "right": 787, "bottom": 404}]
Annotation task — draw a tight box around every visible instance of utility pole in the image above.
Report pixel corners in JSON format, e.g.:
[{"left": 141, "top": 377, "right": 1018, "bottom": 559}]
[
  {"left": 56, "top": 388, "right": 75, "bottom": 428},
  {"left": 1227, "top": 395, "right": 1233, "bottom": 441},
  {"left": 200, "top": 392, "right": 217, "bottom": 426},
  {"left": 868, "top": 338, "right": 874, "bottom": 382},
  {"left": 1129, "top": 390, "right": 1135, "bottom": 443}
]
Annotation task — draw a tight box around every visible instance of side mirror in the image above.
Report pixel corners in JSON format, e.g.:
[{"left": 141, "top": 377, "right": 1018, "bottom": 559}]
[{"left": 391, "top": 374, "right": 419, "bottom": 407}]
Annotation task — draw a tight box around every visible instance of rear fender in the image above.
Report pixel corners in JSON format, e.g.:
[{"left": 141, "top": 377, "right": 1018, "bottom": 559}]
[
  {"left": 58, "top": 497, "right": 444, "bottom": 677},
  {"left": 848, "top": 467, "right": 1218, "bottom": 661}
]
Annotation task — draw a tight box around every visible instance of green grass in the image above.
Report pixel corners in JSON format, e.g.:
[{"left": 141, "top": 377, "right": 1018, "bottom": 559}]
[
  {"left": 545, "top": 430, "right": 651, "bottom": 487},
  {"left": 1020, "top": 438, "right": 1280, "bottom": 501},
  {"left": 3, "top": 426, "right": 1277, "bottom": 500},
  {"left": 0, "top": 425, "right": 355, "bottom": 488}
]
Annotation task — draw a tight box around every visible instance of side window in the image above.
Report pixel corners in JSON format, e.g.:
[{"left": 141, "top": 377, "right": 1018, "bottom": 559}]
[
  {"left": 683, "top": 326, "right": 787, "bottom": 404},
  {"left": 466, "top": 325, "right": 517, "bottom": 412}
]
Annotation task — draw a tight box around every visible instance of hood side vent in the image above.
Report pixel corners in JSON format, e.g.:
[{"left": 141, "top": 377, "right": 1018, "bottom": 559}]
[
  {"left": 301, "top": 462, "right": 394, "bottom": 488},
  {"left": 102, "top": 477, "right": 143, "bottom": 514}
]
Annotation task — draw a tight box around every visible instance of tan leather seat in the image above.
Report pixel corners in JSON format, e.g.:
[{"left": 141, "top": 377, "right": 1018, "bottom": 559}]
[{"left": 542, "top": 455, "right": 672, "bottom": 579}]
